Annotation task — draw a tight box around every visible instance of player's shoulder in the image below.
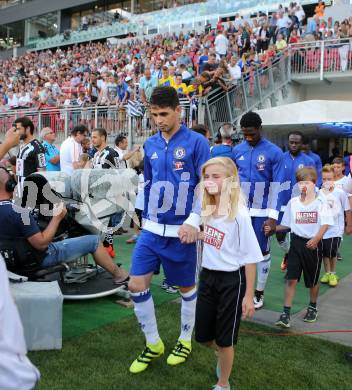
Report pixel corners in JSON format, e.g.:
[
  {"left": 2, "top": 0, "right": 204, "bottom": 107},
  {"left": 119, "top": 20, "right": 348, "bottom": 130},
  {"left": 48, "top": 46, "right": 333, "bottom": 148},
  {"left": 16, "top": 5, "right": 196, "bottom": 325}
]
[
  {"left": 233, "top": 140, "right": 247, "bottom": 154},
  {"left": 302, "top": 153, "right": 315, "bottom": 165},
  {"left": 106, "top": 146, "right": 118, "bottom": 155},
  {"left": 182, "top": 126, "right": 207, "bottom": 144},
  {"left": 261, "top": 138, "right": 283, "bottom": 155},
  {"left": 144, "top": 132, "right": 161, "bottom": 149}
]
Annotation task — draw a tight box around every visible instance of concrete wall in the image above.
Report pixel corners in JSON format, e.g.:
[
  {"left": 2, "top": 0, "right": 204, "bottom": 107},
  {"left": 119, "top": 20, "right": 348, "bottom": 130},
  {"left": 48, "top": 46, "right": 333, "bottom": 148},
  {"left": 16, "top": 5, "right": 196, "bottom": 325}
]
[{"left": 302, "top": 82, "right": 352, "bottom": 101}]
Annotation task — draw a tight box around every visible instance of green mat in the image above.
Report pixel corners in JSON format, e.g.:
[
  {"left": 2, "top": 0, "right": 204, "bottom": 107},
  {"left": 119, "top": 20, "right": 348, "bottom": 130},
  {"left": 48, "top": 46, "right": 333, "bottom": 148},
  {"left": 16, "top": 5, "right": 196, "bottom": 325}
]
[
  {"left": 63, "top": 234, "right": 352, "bottom": 339},
  {"left": 63, "top": 235, "right": 176, "bottom": 339},
  {"left": 261, "top": 234, "right": 352, "bottom": 314}
]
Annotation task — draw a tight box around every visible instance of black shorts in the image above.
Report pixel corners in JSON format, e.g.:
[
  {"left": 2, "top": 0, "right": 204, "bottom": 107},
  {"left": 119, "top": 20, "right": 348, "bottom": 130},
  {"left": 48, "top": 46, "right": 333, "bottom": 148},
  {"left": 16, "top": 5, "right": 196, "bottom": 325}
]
[
  {"left": 195, "top": 267, "right": 246, "bottom": 348},
  {"left": 287, "top": 233, "right": 323, "bottom": 288},
  {"left": 322, "top": 237, "right": 341, "bottom": 258}
]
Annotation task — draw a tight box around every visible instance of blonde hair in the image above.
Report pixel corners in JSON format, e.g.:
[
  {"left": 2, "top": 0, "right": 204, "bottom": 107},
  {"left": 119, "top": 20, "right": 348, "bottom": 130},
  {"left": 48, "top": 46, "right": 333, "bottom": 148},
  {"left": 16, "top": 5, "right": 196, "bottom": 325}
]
[
  {"left": 128, "top": 146, "right": 143, "bottom": 169},
  {"left": 200, "top": 157, "right": 244, "bottom": 222},
  {"left": 296, "top": 166, "right": 317, "bottom": 184},
  {"left": 322, "top": 164, "right": 334, "bottom": 174}
]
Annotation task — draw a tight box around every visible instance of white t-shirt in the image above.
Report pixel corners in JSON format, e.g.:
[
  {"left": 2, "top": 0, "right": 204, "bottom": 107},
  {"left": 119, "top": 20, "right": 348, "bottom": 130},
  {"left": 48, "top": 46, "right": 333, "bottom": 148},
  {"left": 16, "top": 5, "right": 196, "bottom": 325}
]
[
  {"left": 228, "top": 64, "right": 242, "bottom": 81},
  {"left": 277, "top": 16, "right": 291, "bottom": 29},
  {"left": 334, "top": 175, "right": 352, "bottom": 197},
  {"left": 319, "top": 188, "right": 350, "bottom": 238},
  {"left": 214, "top": 34, "right": 229, "bottom": 56},
  {"left": 202, "top": 206, "right": 264, "bottom": 272},
  {"left": 135, "top": 173, "right": 144, "bottom": 211},
  {"left": 60, "top": 136, "right": 83, "bottom": 175},
  {"left": 281, "top": 196, "right": 334, "bottom": 239},
  {"left": 7, "top": 95, "right": 18, "bottom": 109},
  {"left": 0, "top": 256, "right": 40, "bottom": 389}
]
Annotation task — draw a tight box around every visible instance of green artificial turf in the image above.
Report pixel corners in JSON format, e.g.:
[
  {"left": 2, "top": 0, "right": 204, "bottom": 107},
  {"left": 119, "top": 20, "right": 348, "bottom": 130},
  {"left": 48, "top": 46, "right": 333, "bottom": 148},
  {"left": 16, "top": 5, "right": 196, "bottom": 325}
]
[
  {"left": 262, "top": 235, "right": 352, "bottom": 314},
  {"left": 63, "top": 235, "right": 352, "bottom": 340},
  {"left": 63, "top": 235, "right": 176, "bottom": 339},
  {"left": 30, "top": 302, "right": 352, "bottom": 390}
]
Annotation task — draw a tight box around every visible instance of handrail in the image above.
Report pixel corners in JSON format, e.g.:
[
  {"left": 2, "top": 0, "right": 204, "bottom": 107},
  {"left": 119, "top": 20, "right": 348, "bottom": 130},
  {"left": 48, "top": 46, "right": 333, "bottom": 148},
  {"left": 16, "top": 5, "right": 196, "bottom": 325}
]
[
  {"left": 0, "top": 54, "right": 290, "bottom": 145},
  {"left": 202, "top": 53, "right": 290, "bottom": 136},
  {"left": 288, "top": 36, "right": 352, "bottom": 79}
]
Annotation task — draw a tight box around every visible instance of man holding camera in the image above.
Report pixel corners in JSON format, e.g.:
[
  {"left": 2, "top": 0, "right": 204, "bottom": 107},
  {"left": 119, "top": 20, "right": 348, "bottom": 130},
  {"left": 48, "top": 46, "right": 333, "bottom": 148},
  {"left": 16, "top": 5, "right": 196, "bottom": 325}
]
[{"left": 0, "top": 168, "right": 129, "bottom": 284}]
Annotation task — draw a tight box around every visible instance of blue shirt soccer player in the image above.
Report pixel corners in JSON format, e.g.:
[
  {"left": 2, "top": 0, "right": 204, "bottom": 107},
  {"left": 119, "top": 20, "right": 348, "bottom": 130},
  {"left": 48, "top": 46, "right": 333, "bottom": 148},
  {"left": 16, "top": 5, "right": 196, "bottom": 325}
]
[
  {"left": 232, "top": 111, "right": 286, "bottom": 310},
  {"left": 128, "top": 86, "right": 210, "bottom": 374},
  {"left": 277, "top": 131, "right": 315, "bottom": 271}
]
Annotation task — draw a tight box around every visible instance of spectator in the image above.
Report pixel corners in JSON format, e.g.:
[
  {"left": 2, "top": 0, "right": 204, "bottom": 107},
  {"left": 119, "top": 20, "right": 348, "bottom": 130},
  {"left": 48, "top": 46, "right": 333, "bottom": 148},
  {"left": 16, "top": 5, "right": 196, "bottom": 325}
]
[
  {"left": 197, "top": 47, "right": 209, "bottom": 75},
  {"left": 173, "top": 73, "right": 189, "bottom": 98},
  {"left": 214, "top": 30, "right": 229, "bottom": 58},
  {"left": 276, "top": 34, "right": 288, "bottom": 51},
  {"left": 60, "top": 125, "right": 88, "bottom": 174},
  {"left": 159, "top": 66, "right": 174, "bottom": 87},
  {"left": 178, "top": 64, "right": 193, "bottom": 83},
  {"left": 315, "top": 1, "right": 325, "bottom": 18},
  {"left": 114, "top": 134, "right": 140, "bottom": 168},
  {"left": 139, "top": 68, "right": 158, "bottom": 105},
  {"left": 176, "top": 48, "right": 192, "bottom": 67},
  {"left": 228, "top": 55, "right": 242, "bottom": 83},
  {"left": 203, "top": 53, "right": 219, "bottom": 75},
  {"left": 40, "top": 127, "right": 60, "bottom": 172}
]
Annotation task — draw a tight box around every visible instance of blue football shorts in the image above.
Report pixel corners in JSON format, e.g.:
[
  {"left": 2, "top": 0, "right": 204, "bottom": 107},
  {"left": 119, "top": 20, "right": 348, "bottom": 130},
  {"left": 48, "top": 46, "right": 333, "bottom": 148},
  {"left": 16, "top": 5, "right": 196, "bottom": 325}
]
[
  {"left": 130, "top": 230, "right": 197, "bottom": 287},
  {"left": 251, "top": 216, "right": 271, "bottom": 254}
]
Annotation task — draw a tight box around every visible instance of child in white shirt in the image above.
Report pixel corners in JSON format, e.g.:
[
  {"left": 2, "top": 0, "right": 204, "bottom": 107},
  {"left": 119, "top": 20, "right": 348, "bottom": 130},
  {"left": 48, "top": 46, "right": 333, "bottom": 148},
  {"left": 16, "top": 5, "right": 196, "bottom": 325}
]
[
  {"left": 195, "top": 157, "right": 263, "bottom": 390},
  {"left": 266, "top": 167, "right": 334, "bottom": 328},
  {"left": 319, "top": 165, "right": 352, "bottom": 287}
]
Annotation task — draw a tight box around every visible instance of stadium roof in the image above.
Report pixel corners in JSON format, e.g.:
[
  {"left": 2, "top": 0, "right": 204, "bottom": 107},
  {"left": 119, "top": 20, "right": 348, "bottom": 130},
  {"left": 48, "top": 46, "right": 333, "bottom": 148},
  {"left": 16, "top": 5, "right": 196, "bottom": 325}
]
[{"left": 257, "top": 100, "right": 352, "bottom": 138}]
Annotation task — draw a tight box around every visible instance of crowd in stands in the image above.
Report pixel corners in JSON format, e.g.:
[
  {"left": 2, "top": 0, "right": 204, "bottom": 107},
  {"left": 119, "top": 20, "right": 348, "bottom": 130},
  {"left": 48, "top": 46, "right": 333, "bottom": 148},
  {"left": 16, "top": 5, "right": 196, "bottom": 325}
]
[{"left": 0, "top": 2, "right": 351, "bottom": 120}]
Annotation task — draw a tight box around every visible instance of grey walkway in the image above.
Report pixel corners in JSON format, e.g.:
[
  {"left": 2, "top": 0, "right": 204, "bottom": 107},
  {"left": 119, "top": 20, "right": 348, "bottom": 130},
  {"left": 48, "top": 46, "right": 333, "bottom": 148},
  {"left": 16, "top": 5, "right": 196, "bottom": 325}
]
[{"left": 250, "top": 273, "right": 352, "bottom": 347}]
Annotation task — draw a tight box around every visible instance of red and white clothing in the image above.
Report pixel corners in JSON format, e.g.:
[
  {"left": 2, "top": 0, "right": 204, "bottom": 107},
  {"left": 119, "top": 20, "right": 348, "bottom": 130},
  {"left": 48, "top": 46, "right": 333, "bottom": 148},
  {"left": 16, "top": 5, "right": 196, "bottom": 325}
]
[
  {"left": 281, "top": 196, "right": 334, "bottom": 239},
  {"left": 319, "top": 188, "right": 350, "bottom": 239},
  {"left": 202, "top": 206, "right": 264, "bottom": 272},
  {"left": 60, "top": 136, "right": 82, "bottom": 175}
]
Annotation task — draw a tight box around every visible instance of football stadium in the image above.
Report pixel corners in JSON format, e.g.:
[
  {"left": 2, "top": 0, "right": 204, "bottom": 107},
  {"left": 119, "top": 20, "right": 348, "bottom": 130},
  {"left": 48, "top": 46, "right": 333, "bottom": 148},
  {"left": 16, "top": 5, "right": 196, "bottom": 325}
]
[{"left": 1, "top": 0, "right": 352, "bottom": 389}]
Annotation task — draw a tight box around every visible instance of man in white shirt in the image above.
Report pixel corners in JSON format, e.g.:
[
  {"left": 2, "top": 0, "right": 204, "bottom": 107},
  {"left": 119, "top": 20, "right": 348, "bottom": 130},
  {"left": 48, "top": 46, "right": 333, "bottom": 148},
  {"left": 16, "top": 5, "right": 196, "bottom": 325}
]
[
  {"left": 6, "top": 91, "right": 18, "bottom": 110},
  {"left": 228, "top": 56, "right": 242, "bottom": 83},
  {"left": 114, "top": 135, "right": 140, "bottom": 169},
  {"left": 0, "top": 255, "right": 40, "bottom": 389},
  {"left": 276, "top": 12, "right": 292, "bottom": 38},
  {"left": 60, "top": 125, "right": 88, "bottom": 174},
  {"left": 214, "top": 30, "right": 229, "bottom": 58}
]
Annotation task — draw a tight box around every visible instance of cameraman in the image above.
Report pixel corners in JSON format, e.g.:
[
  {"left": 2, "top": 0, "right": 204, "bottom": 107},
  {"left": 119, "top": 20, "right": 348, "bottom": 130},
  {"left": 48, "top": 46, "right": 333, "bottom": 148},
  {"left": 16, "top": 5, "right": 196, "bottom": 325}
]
[{"left": 0, "top": 169, "right": 129, "bottom": 285}]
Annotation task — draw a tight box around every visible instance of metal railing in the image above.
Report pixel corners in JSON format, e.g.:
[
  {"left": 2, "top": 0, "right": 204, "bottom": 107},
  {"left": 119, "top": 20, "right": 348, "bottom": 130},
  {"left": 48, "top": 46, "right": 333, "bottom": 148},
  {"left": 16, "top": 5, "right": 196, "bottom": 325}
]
[
  {"left": 0, "top": 98, "right": 199, "bottom": 146},
  {"left": 0, "top": 56, "right": 290, "bottom": 146},
  {"left": 203, "top": 53, "right": 290, "bottom": 136},
  {"left": 290, "top": 37, "right": 352, "bottom": 79}
]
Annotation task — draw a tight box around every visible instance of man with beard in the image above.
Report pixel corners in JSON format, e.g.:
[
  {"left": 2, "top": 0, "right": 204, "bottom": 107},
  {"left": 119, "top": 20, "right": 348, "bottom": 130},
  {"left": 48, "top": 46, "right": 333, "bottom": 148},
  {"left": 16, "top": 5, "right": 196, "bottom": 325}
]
[
  {"left": 60, "top": 124, "right": 89, "bottom": 175},
  {"left": 91, "top": 128, "right": 120, "bottom": 258},
  {"left": 232, "top": 111, "right": 285, "bottom": 310},
  {"left": 14, "top": 117, "right": 46, "bottom": 194}
]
